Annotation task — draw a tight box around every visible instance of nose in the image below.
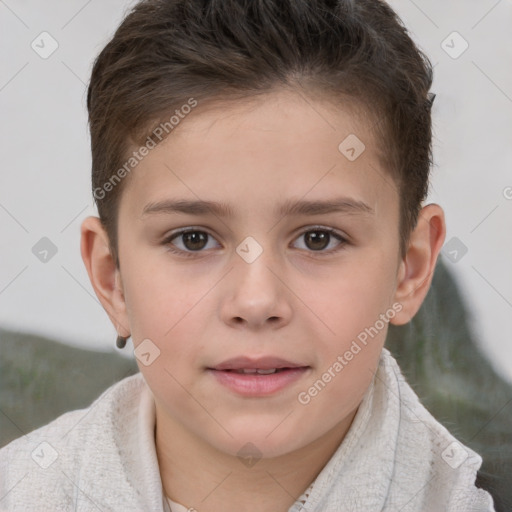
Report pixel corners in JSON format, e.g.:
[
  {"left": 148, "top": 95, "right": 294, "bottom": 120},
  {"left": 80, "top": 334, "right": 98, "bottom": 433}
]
[{"left": 219, "top": 241, "right": 293, "bottom": 331}]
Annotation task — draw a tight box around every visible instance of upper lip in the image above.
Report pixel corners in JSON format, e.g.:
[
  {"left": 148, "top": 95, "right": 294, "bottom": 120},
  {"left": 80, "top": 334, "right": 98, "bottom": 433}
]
[{"left": 209, "top": 356, "right": 309, "bottom": 371}]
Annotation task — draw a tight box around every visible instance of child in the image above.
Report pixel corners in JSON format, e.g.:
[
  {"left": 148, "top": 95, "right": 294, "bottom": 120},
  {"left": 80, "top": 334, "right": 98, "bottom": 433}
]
[{"left": 0, "top": 0, "right": 497, "bottom": 510}]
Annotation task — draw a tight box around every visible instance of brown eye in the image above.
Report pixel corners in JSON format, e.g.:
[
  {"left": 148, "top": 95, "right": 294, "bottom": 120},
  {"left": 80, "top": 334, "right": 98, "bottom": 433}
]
[
  {"left": 163, "top": 226, "right": 347, "bottom": 259},
  {"left": 164, "top": 229, "right": 219, "bottom": 257},
  {"left": 180, "top": 231, "right": 208, "bottom": 251},
  {"left": 292, "top": 227, "right": 347, "bottom": 254},
  {"left": 304, "top": 231, "right": 330, "bottom": 251}
]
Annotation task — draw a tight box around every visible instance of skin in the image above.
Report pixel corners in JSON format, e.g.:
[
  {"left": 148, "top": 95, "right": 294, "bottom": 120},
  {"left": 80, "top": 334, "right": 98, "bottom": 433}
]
[{"left": 81, "top": 89, "right": 445, "bottom": 512}]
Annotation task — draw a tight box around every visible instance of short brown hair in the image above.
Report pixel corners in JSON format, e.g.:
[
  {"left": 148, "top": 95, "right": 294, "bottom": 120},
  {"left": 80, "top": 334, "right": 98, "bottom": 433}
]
[{"left": 87, "top": 0, "right": 435, "bottom": 269}]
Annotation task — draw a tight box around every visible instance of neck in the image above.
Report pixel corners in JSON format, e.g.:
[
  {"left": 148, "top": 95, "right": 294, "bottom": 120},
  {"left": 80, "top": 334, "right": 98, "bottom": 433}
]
[{"left": 155, "top": 405, "right": 359, "bottom": 512}]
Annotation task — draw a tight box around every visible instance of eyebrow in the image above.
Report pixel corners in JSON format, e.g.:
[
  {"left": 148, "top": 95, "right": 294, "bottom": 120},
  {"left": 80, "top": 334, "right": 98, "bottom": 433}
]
[{"left": 141, "top": 197, "right": 374, "bottom": 218}]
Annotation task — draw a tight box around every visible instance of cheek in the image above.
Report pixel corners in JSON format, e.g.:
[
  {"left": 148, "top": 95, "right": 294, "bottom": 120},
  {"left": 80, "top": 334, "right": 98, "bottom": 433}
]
[
  {"left": 305, "top": 253, "right": 398, "bottom": 346},
  {"left": 296, "top": 269, "right": 390, "bottom": 422},
  {"left": 122, "top": 258, "right": 211, "bottom": 370},
  {"left": 123, "top": 251, "right": 195, "bottom": 328},
  {"left": 123, "top": 267, "right": 210, "bottom": 409}
]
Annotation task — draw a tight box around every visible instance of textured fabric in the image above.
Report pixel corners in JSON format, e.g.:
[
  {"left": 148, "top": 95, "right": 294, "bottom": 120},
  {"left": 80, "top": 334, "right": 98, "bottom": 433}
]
[
  {"left": 165, "top": 495, "right": 189, "bottom": 512},
  {"left": 0, "top": 348, "right": 495, "bottom": 511},
  {"left": 165, "top": 480, "right": 315, "bottom": 510}
]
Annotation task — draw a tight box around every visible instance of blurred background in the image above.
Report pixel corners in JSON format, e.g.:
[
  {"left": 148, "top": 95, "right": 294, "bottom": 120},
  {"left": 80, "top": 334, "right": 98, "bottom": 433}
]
[{"left": 0, "top": 0, "right": 511, "bottom": 510}]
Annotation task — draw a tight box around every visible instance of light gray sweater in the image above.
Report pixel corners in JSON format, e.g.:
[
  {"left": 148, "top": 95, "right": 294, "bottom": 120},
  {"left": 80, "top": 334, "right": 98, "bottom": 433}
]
[{"left": 0, "top": 348, "right": 496, "bottom": 511}]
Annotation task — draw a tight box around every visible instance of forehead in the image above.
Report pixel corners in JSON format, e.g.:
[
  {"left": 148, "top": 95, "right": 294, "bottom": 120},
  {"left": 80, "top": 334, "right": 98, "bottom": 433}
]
[
  {"left": 119, "top": 89, "right": 396, "bottom": 222},
  {"left": 166, "top": 89, "right": 378, "bottom": 154}
]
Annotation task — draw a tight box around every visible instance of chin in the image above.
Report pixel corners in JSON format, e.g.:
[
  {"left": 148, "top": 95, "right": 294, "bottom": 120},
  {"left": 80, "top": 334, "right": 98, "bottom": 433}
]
[{"left": 206, "top": 423, "right": 310, "bottom": 460}]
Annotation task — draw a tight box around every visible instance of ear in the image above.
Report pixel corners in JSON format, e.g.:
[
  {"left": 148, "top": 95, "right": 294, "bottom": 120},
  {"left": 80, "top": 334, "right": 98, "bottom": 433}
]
[
  {"left": 80, "top": 216, "right": 131, "bottom": 337},
  {"left": 390, "top": 204, "right": 446, "bottom": 325}
]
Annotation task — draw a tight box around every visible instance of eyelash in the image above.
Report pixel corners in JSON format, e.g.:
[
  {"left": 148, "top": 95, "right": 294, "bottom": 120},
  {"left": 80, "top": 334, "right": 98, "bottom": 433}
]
[{"left": 162, "top": 226, "right": 349, "bottom": 259}]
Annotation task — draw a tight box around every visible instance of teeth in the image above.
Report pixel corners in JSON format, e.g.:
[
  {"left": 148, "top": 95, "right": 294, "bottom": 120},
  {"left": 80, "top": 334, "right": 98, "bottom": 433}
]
[
  {"left": 256, "top": 368, "right": 277, "bottom": 375},
  {"left": 235, "top": 368, "right": 278, "bottom": 374}
]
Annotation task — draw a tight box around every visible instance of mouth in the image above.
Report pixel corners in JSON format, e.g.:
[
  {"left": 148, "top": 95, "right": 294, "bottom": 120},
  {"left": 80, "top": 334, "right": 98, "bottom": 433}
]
[{"left": 206, "top": 356, "right": 311, "bottom": 396}]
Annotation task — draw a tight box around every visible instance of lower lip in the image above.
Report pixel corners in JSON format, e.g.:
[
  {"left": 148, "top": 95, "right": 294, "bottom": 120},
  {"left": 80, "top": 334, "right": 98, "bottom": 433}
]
[{"left": 207, "top": 368, "right": 310, "bottom": 397}]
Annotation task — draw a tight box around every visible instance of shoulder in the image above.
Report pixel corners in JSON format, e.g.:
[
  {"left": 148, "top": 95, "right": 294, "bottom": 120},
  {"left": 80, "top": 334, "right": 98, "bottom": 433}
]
[
  {"left": 379, "top": 349, "right": 496, "bottom": 511},
  {"left": 0, "top": 372, "right": 147, "bottom": 511}
]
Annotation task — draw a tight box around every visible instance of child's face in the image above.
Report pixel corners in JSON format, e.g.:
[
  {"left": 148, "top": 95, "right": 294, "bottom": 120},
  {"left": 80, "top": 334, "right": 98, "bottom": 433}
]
[{"left": 110, "top": 90, "right": 406, "bottom": 457}]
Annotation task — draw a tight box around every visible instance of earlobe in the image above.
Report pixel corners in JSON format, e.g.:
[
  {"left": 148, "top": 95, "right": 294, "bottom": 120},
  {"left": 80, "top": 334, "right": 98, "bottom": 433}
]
[
  {"left": 80, "top": 216, "right": 131, "bottom": 337},
  {"left": 390, "top": 204, "right": 446, "bottom": 326}
]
